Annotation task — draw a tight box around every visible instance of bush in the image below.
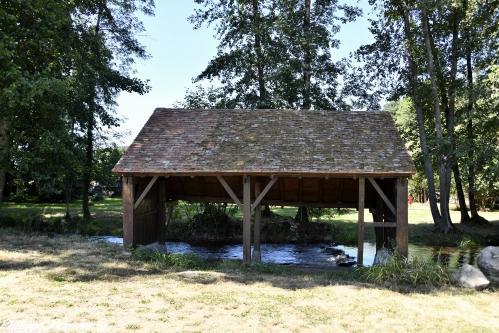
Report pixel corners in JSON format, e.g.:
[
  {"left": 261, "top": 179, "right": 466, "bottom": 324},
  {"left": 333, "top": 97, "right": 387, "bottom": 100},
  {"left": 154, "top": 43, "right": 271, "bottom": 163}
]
[
  {"left": 131, "top": 247, "right": 209, "bottom": 270},
  {"left": 360, "top": 253, "right": 452, "bottom": 287}
]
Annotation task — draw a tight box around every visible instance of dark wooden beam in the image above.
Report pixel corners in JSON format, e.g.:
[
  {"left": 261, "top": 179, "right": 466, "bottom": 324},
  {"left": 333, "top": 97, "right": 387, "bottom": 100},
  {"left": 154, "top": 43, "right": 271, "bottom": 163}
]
[
  {"left": 216, "top": 176, "right": 243, "bottom": 211},
  {"left": 368, "top": 177, "right": 396, "bottom": 215},
  {"left": 157, "top": 178, "right": 167, "bottom": 245},
  {"left": 134, "top": 176, "right": 158, "bottom": 209},
  {"left": 122, "top": 176, "right": 134, "bottom": 248},
  {"left": 253, "top": 180, "right": 262, "bottom": 263},
  {"left": 371, "top": 222, "right": 397, "bottom": 228},
  {"left": 251, "top": 176, "right": 278, "bottom": 213},
  {"left": 242, "top": 175, "right": 252, "bottom": 264},
  {"left": 396, "top": 177, "right": 409, "bottom": 256},
  {"left": 357, "top": 177, "right": 365, "bottom": 266},
  {"left": 169, "top": 194, "right": 359, "bottom": 209}
]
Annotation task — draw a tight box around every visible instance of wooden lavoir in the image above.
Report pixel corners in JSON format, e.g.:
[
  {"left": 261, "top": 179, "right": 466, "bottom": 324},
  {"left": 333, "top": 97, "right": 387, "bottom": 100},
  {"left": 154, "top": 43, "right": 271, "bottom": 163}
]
[{"left": 113, "top": 108, "right": 416, "bottom": 265}]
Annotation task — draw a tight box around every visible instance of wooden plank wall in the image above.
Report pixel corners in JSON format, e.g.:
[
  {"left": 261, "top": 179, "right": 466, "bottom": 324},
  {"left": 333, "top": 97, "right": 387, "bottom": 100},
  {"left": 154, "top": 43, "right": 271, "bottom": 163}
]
[
  {"left": 165, "top": 176, "right": 382, "bottom": 209},
  {"left": 123, "top": 176, "right": 165, "bottom": 246}
]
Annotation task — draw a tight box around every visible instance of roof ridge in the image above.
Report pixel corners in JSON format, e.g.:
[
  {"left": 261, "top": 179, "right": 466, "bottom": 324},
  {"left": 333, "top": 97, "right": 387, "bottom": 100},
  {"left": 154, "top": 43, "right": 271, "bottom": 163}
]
[{"left": 153, "top": 107, "right": 389, "bottom": 114}]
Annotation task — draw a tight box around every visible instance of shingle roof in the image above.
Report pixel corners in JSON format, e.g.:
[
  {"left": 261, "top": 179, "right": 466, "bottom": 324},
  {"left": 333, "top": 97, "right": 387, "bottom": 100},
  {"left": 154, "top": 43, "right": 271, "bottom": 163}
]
[{"left": 113, "top": 108, "right": 415, "bottom": 176}]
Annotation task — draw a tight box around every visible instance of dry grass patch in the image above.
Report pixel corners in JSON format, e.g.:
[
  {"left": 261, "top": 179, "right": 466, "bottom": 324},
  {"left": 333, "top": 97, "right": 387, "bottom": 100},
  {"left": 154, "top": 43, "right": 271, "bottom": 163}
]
[{"left": 0, "top": 231, "right": 498, "bottom": 332}]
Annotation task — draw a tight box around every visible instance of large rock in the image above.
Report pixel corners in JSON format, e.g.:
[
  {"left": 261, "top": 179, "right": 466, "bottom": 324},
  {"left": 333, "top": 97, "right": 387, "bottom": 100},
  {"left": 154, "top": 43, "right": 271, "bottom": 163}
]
[
  {"left": 477, "top": 246, "right": 499, "bottom": 285},
  {"left": 453, "top": 264, "right": 490, "bottom": 289},
  {"left": 373, "top": 248, "right": 391, "bottom": 266}
]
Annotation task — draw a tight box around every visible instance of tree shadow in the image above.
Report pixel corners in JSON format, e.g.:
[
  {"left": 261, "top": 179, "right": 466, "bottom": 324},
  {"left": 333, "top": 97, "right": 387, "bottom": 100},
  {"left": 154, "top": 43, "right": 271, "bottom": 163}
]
[{"left": 0, "top": 230, "right": 484, "bottom": 295}]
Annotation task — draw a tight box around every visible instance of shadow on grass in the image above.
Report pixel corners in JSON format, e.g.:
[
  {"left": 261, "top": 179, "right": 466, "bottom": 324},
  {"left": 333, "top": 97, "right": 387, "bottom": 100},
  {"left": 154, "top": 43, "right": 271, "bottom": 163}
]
[{"left": 0, "top": 230, "right": 468, "bottom": 295}]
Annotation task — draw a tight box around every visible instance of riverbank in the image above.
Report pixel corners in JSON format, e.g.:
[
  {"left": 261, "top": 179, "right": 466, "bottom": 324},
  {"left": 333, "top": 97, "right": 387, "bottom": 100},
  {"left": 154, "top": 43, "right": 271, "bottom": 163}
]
[
  {"left": 0, "top": 199, "right": 498, "bottom": 247},
  {"left": 0, "top": 232, "right": 497, "bottom": 332}
]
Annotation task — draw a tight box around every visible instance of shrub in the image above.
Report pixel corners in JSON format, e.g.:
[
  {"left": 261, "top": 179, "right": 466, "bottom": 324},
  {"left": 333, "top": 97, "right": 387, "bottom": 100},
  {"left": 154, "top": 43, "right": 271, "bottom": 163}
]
[
  {"left": 360, "top": 253, "right": 452, "bottom": 287},
  {"left": 131, "top": 247, "right": 209, "bottom": 270}
]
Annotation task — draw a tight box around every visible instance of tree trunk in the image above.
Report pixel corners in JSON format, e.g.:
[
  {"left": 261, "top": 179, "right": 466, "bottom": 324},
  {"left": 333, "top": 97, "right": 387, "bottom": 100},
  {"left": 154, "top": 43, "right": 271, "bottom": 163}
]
[
  {"left": 302, "top": 0, "right": 312, "bottom": 110},
  {"left": 262, "top": 205, "right": 272, "bottom": 217},
  {"left": 421, "top": 7, "right": 452, "bottom": 233},
  {"left": 0, "top": 119, "right": 7, "bottom": 201},
  {"left": 295, "top": 0, "right": 312, "bottom": 223},
  {"left": 64, "top": 175, "right": 73, "bottom": 220},
  {"left": 465, "top": 48, "right": 488, "bottom": 224},
  {"left": 397, "top": 2, "right": 441, "bottom": 225},
  {"left": 294, "top": 207, "right": 309, "bottom": 224},
  {"left": 82, "top": 8, "right": 103, "bottom": 221},
  {"left": 252, "top": 0, "right": 268, "bottom": 108},
  {"left": 453, "top": 164, "right": 471, "bottom": 223},
  {"left": 82, "top": 112, "right": 94, "bottom": 220}
]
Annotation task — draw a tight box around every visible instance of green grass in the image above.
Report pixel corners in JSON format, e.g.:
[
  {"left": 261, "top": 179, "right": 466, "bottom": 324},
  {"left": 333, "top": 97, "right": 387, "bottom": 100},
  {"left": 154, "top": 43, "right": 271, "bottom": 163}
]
[
  {"left": 0, "top": 198, "right": 123, "bottom": 236},
  {"left": 360, "top": 252, "right": 453, "bottom": 287},
  {"left": 2, "top": 232, "right": 498, "bottom": 332},
  {"left": 1, "top": 198, "right": 498, "bottom": 247}
]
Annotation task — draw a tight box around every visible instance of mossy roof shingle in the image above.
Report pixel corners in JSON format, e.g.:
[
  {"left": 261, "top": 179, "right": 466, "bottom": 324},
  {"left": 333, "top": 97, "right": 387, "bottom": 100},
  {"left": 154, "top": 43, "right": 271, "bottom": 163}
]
[{"left": 113, "top": 108, "right": 415, "bottom": 176}]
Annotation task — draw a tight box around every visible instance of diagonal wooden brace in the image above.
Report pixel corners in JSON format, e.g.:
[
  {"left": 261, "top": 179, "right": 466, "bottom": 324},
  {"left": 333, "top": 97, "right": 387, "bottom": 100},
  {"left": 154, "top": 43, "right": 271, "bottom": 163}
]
[
  {"left": 134, "top": 176, "right": 159, "bottom": 210},
  {"left": 216, "top": 176, "right": 243, "bottom": 211},
  {"left": 367, "top": 177, "right": 396, "bottom": 215},
  {"left": 251, "top": 177, "right": 278, "bottom": 214}
]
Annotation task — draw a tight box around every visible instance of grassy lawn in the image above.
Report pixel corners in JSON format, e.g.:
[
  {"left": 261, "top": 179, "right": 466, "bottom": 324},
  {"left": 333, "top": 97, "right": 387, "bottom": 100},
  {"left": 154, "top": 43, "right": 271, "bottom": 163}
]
[
  {"left": 0, "top": 232, "right": 497, "bottom": 332},
  {"left": 0, "top": 199, "right": 498, "bottom": 247}
]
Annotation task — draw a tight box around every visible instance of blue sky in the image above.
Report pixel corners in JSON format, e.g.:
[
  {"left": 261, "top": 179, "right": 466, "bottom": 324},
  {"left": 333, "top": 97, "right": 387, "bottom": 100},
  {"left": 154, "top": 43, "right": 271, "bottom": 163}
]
[{"left": 115, "top": 0, "right": 374, "bottom": 145}]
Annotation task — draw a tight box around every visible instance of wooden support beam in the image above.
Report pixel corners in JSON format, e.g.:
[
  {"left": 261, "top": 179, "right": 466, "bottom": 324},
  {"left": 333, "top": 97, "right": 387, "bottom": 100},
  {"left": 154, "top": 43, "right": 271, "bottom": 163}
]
[
  {"left": 368, "top": 177, "right": 396, "bottom": 215},
  {"left": 157, "top": 178, "right": 167, "bottom": 245},
  {"left": 242, "top": 175, "right": 252, "bottom": 264},
  {"left": 396, "top": 177, "right": 409, "bottom": 256},
  {"left": 134, "top": 176, "right": 159, "bottom": 210},
  {"left": 165, "top": 201, "right": 177, "bottom": 229},
  {"left": 169, "top": 194, "right": 359, "bottom": 209},
  {"left": 251, "top": 177, "right": 278, "bottom": 213},
  {"left": 357, "top": 177, "right": 365, "bottom": 266},
  {"left": 122, "top": 176, "right": 135, "bottom": 248},
  {"left": 161, "top": 201, "right": 177, "bottom": 252},
  {"left": 253, "top": 180, "right": 262, "bottom": 263},
  {"left": 216, "top": 176, "right": 243, "bottom": 211},
  {"left": 372, "top": 222, "right": 397, "bottom": 228}
]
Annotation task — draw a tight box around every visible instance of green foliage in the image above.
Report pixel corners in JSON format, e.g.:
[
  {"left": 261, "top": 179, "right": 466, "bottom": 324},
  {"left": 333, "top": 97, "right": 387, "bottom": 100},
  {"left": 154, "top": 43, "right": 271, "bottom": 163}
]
[
  {"left": 351, "top": 0, "right": 498, "bottom": 215},
  {"left": 457, "top": 237, "right": 478, "bottom": 250},
  {"left": 93, "top": 146, "right": 124, "bottom": 191},
  {"left": 0, "top": 1, "right": 154, "bottom": 209},
  {"left": 360, "top": 253, "right": 452, "bottom": 287},
  {"left": 188, "top": 0, "right": 360, "bottom": 109},
  {"left": 131, "top": 247, "right": 209, "bottom": 270}
]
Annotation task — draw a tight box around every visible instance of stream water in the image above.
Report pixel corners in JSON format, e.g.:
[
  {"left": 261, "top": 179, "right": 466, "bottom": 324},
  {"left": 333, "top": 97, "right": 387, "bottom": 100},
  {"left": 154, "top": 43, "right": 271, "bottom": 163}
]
[{"left": 91, "top": 236, "right": 478, "bottom": 268}]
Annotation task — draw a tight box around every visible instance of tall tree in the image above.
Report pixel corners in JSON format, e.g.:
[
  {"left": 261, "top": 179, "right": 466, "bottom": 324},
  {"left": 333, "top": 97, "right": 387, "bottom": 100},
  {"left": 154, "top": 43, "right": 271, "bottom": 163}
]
[
  {"left": 350, "top": 0, "right": 498, "bottom": 231},
  {"left": 71, "top": 0, "right": 154, "bottom": 219},
  {"left": 190, "top": 0, "right": 360, "bottom": 109},
  {"left": 190, "top": 0, "right": 278, "bottom": 108},
  {"left": 0, "top": 0, "right": 76, "bottom": 201}
]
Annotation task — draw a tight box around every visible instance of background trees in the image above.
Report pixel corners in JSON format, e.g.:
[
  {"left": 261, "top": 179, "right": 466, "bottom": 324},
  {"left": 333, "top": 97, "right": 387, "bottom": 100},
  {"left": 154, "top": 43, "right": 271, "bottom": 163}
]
[
  {"left": 351, "top": 0, "right": 498, "bottom": 231},
  {"left": 0, "top": 0, "right": 154, "bottom": 219},
  {"left": 0, "top": 0, "right": 496, "bottom": 231},
  {"left": 190, "top": 0, "right": 360, "bottom": 109}
]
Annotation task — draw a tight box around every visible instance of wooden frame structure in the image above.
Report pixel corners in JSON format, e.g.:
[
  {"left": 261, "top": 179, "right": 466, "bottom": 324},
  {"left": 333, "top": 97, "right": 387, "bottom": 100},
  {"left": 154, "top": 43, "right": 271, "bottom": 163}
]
[
  {"left": 121, "top": 174, "right": 408, "bottom": 265},
  {"left": 114, "top": 108, "right": 415, "bottom": 266}
]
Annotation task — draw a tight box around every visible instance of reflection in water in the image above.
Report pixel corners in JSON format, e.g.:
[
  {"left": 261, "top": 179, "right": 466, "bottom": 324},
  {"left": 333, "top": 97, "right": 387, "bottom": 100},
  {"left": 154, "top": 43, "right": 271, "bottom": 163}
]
[{"left": 91, "top": 236, "right": 479, "bottom": 268}]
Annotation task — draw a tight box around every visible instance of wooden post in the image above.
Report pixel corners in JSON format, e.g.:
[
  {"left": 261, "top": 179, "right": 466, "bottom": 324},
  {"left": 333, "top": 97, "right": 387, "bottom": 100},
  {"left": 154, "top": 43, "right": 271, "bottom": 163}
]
[
  {"left": 157, "top": 178, "right": 167, "bottom": 245},
  {"left": 396, "top": 177, "right": 409, "bottom": 256},
  {"left": 242, "top": 175, "right": 252, "bottom": 264},
  {"left": 253, "top": 180, "right": 262, "bottom": 263},
  {"left": 123, "top": 176, "right": 135, "bottom": 248},
  {"left": 357, "top": 177, "right": 365, "bottom": 266}
]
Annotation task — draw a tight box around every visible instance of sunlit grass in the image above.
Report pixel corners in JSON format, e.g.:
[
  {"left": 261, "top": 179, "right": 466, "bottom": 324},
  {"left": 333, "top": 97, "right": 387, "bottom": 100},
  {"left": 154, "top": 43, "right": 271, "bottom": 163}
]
[{"left": 0, "top": 232, "right": 497, "bottom": 332}]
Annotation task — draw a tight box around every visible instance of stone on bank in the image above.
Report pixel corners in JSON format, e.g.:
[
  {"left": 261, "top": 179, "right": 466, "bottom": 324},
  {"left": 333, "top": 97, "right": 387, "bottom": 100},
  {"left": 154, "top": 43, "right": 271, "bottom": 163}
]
[
  {"left": 477, "top": 246, "right": 499, "bottom": 285},
  {"left": 453, "top": 264, "right": 490, "bottom": 289}
]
